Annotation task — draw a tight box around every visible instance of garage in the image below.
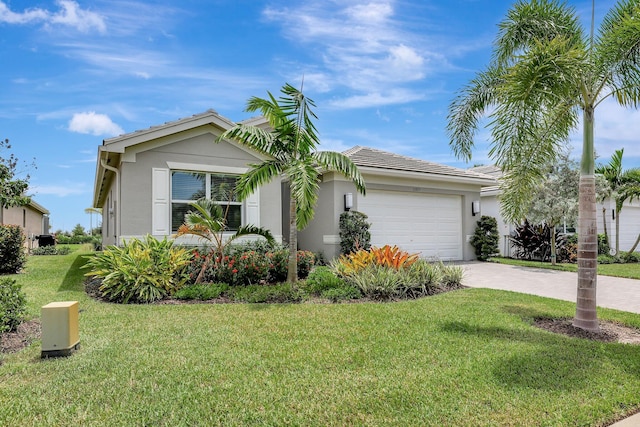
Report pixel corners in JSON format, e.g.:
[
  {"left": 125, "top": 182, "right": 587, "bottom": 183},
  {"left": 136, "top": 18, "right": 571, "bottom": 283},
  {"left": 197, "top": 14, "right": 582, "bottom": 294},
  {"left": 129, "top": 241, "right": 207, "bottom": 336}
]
[{"left": 358, "top": 190, "right": 463, "bottom": 260}]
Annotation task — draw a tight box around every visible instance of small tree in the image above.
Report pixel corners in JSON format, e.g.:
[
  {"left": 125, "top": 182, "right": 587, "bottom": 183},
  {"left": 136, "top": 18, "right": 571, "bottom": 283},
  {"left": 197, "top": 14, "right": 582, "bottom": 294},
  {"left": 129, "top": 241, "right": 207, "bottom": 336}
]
[
  {"left": 339, "top": 210, "right": 371, "bottom": 255},
  {"left": 0, "top": 138, "right": 31, "bottom": 225},
  {"left": 470, "top": 216, "right": 499, "bottom": 261},
  {"left": 526, "top": 155, "right": 579, "bottom": 265}
]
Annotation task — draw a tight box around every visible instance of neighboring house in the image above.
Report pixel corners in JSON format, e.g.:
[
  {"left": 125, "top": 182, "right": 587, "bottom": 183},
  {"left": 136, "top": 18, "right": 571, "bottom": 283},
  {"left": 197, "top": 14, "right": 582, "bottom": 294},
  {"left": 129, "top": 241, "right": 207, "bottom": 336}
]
[
  {"left": 597, "top": 198, "right": 640, "bottom": 253},
  {"left": 92, "top": 110, "right": 496, "bottom": 261},
  {"left": 2, "top": 199, "right": 50, "bottom": 249},
  {"left": 472, "top": 164, "right": 640, "bottom": 255}
]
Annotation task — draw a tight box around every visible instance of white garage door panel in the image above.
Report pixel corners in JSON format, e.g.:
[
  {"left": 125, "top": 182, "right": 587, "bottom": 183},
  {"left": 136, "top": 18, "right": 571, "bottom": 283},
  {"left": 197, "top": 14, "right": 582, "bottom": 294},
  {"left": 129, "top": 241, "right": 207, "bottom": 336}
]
[
  {"left": 618, "top": 205, "right": 640, "bottom": 251},
  {"left": 359, "top": 190, "right": 463, "bottom": 260}
]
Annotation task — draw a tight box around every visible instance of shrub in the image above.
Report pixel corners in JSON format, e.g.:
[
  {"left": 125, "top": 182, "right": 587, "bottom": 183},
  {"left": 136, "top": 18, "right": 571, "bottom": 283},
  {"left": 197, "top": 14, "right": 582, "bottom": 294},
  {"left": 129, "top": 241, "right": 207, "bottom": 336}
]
[
  {"left": 598, "top": 234, "right": 610, "bottom": 255},
  {"left": 339, "top": 210, "right": 371, "bottom": 254},
  {"left": 0, "top": 277, "right": 27, "bottom": 333},
  {"left": 31, "top": 245, "right": 71, "bottom": 256},
  {"left": 228, "top": 283, "right": 305, "bottom": 303},
  {"left": 234, "top": 251, "right": 270, "bottom": 285},
  {"left": 397, "top": 259, "right": 444, "bottom": 298},
  {"left": 343, "top": 264, "right": 403, "bottom": 300},
  {"left": 470, "top": 215, "right": 500, "bottom": 261},
  {"left": 0, "top": 225, "right": 26, "bottom": 274},
  {"left": 303, "top": 266, "right": 346, "bottom": 295},
  {"left": 598, "top": 254, "right": 622, "bottom": 264},
  {"left": 435, "top": 262, "right": 465, "bottom": 290},
  {"left": 621, "top": 251, "right": 640, "bottom": 263},
  {"left": 510, "top": 221, "right": 567, "bottom": 262},
  {"left": 332, "top": 245, "right": 418, "bottom": 275},
  {"left": 296, "top": 251, "right": 315, "bottom": 279},
  {"left": 83, "top": 235, "right": 192, "bottom": 303},
  {"left": 321, "top": 285, "right": 361, "bottom": 302},
  {"left": 174, "top": 283, "right": 229, "bottom": 300},
  {"left": 266, "top": 249, "right": 289, "bottom": 282}
]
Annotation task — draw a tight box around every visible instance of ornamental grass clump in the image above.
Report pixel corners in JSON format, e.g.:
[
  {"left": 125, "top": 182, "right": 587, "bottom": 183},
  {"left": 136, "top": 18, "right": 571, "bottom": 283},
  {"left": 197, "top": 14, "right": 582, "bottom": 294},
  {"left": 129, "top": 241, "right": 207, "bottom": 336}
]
[{"left": 83, "top": 235, "right": 192, "bottom": 303}]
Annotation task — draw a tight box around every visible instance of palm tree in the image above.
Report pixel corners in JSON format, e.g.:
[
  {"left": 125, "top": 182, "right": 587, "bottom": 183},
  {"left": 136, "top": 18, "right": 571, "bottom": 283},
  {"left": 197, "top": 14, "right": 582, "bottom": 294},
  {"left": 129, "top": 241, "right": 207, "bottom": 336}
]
[
  {"left": 176, "top": 198, "right": 275, "bottom": 283},
  {"left": 448, "top": 0, "right": 640, "bottom": 331},
  {"left": 595, "top": 148, "right": 640, "bottom": 255},
  {"left": 219, "top": 83, "right": 366, "bottom": 282}
]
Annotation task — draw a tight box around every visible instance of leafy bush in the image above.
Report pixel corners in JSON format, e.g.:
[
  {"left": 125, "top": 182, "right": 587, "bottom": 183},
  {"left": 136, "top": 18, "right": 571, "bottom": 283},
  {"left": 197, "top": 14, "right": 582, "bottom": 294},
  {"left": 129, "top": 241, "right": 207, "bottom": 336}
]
[
  {"left": 397, "top": 259, "right": 444, "bottom": 298},
  {"left": 174, "top": 283, "right": 229, "bottom": 300},
  {"left": 343, "top": 264, "right": 403, "bottom": 300},
  {"left": 332, "top": 245, "right": 418, "bottom": 275},
  {"left": 321, "top": 285, "right": 361, "bottom": 302},
  {"left": 339, "top": 210, "right": 371, "bottom": 254},
  {"left": 621, "top": 251, "right": 640, "bottom": 263},
  {"left": 31, "top": 245, "right": 71, "bottom": 256},
  {"left": 266, "top": 249, "right": 289, "bottom": 282},
  {"left": 0, "top": 277, "right": 27, "bottom": 333},
  {"left": 598, "top": 254, "right": 621, "bottom": 264},
  {"left": 303, "top": 266, "right": 346, "bottom": 295},
  {"left": 435, "top": 262, "right": 465, "bottom": 290},
  {"left": 510, "top": 221, "right": 567, "bottom": 262},
  {"left": 296, "top": 251, "right": 315, "bottom": 279},
  {"left": 228, "top": 283, "right": 305, "bottom": 303},
  {"left": 470, "top": 215, "right": 499, "bottom": 261},
  {"left": 0, "top": 225, "right": 26, "bottom": 274},
  {"left": 598, "top": 234, "right": 610, "bottom": 255},
  {"left": 83, "top": 236, "right": 192, "bottom": 303},
  {"left": 234, "top": 251, "right": 270, "bottom": 284}
]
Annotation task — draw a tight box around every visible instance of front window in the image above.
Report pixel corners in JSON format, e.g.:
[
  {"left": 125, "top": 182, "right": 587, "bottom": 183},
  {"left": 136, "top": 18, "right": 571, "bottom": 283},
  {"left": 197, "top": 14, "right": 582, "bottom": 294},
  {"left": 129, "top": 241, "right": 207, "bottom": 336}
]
[{"left": 171, "top": 171, "right": 242, "bottom": 232}]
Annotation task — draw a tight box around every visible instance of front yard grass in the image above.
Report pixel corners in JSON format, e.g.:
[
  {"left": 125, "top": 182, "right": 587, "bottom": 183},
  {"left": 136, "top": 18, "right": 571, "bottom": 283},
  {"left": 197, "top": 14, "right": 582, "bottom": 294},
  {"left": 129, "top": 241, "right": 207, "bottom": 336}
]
[
  {"left": 490, "top": 256, "right": 640, "bottom": 279},
  {"left": 1, "top": 249, "right": 640, "bottom": 426}
]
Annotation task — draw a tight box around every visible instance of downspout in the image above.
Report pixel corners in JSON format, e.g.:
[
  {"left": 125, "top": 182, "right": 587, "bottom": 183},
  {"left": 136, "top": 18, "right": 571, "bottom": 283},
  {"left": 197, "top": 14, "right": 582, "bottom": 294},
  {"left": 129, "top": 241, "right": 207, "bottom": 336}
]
[{"left": 101, "top": 158, "right": 120, "bottom": 245}]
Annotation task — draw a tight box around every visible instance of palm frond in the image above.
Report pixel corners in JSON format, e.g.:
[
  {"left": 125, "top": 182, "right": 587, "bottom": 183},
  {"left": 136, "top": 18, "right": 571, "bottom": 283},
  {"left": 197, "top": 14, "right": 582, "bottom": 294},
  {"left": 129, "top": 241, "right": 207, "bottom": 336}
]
[
  {"left": 287, "top": 158, "right": 321, "bottom": 229},
  {"left": 235, "top": 160, "right": 284, "bottom": 201},
  {"left": 313, "top": 151, "right": 366, "bottom": 195}
]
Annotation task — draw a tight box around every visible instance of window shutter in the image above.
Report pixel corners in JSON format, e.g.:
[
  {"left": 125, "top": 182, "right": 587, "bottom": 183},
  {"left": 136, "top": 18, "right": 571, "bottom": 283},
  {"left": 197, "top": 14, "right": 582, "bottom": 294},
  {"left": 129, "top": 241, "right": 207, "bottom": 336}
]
[
  {"left": 152, "top": 168, "right": 170, "bottom": 235},
  {"left": 245, "top": 188, "right": 260, "bottom": 227}
]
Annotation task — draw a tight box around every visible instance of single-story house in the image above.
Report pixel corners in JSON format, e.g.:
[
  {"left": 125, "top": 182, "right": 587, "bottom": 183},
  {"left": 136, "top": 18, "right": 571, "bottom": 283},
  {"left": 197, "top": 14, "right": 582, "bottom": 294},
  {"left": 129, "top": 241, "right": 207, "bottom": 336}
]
[
  {"left": 2, "top": 199, "right": 50, "bottom": 249},
  {"left": 92, "top": 109, "right": 496, "bottom": 261}
]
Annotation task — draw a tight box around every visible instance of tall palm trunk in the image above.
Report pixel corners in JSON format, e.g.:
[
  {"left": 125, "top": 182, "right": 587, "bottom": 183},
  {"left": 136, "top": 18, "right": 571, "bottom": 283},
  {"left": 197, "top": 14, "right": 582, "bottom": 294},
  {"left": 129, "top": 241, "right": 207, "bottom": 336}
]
[
  {"left": 287, "top": 193, "right": 298, "bottom": 283},
  {"left": 626, "top": 233, "right": 640, "bottom": 260},
  {"left": 615, "top": 207, "right": 620, "bottom": 256},
  {"left": 574, "top": 107, "right": 599, "bottom": 332},
  {"left": 550, "top": 224, "right": 557, "bottom": 265}
]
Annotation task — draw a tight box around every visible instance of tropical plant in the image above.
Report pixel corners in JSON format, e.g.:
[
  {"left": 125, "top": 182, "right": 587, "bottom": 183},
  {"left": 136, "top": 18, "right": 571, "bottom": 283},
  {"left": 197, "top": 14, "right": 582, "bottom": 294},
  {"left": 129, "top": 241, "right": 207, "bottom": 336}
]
[
  {"left": 339, "top": 210, "right": 371, "bottom": 255},
  {"left": 469, "top": 215, "right": 500, "bottom": 261},
  {"left": 218, "top": 83, "right": 366, "bottom": 282},
  {"left": 447, "top": 0, "right": 640, "bottom": 331},
  {"left": 595, "top": 148, "right": 640, "bottom": 255},
  {"left": 175, "top": 198, "right": 275, "bottom": 283},
  {"left": 510, "top": 220, "right": 567, "bottom": 262},
  {"left": 83, "top": 235, "right": 192, "bottom": 303}
]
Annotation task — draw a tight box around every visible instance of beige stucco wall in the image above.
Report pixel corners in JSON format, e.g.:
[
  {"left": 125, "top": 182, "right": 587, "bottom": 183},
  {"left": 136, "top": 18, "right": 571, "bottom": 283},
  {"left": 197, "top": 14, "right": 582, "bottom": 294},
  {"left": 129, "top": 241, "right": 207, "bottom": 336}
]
[{"left": 3, "top": 205, "right": 48, "bottom": 248}]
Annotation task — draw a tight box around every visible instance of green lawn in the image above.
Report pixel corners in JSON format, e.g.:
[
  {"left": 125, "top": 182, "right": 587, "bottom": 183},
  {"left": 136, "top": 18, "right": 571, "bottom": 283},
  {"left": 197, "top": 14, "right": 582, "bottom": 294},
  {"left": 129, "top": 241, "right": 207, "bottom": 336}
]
[
  {"left": 2, "top": 249, "right": 640, "bottom": 426},
  {"left": 490, "top": 256, "right": 640, "bottom": 279}
]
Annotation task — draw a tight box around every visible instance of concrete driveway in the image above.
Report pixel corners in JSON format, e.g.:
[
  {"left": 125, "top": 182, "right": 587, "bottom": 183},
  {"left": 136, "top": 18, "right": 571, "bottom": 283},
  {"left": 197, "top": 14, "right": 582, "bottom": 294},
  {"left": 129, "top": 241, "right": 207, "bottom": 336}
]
[{"left": 460, "top": 262, "right": 640, "bottom": 314}]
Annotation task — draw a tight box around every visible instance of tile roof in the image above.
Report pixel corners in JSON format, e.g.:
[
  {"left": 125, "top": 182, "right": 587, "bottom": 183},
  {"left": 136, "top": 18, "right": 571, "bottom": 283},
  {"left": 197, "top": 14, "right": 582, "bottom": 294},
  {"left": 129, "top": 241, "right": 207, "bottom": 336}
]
[{"left": 343, "top": 146, "right": 495, "bottom": 181}]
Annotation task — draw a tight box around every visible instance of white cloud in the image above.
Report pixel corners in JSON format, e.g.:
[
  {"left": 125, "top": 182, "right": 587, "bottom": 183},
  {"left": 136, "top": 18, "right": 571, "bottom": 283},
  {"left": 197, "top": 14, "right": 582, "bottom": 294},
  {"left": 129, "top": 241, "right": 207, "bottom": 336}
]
[
  {"left": 30, "top": 183, "right": 88, "bottom": 197},
  {"left": 68, "top": 112, "right": 123, "bottom": 136},
  {"left": 330, "top": 89, "right": 425, "bottom": 109},
  {"left": 0, "top": 0, "right": 105, "bottom": 33}
]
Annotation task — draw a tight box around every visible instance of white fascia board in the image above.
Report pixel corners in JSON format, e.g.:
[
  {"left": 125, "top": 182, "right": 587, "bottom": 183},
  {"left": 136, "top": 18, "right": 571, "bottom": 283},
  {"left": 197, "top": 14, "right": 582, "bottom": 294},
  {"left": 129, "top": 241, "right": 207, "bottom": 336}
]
[
  {"left": 354, "top": 166, "right": 497, "bottom": 187},
  {"left": 166, "top": 162, "right": 248, "bottom": 174}
]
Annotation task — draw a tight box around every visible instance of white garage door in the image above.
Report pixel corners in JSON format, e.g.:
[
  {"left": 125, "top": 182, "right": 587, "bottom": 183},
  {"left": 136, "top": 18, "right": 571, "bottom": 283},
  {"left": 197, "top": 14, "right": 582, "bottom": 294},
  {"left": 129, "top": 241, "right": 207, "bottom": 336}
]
[
  {"left": 358, "top": 190, "right": 463, "bottom": 260},
  {"left": 618, "top": 204, "right": 640, "bottom": 252}
]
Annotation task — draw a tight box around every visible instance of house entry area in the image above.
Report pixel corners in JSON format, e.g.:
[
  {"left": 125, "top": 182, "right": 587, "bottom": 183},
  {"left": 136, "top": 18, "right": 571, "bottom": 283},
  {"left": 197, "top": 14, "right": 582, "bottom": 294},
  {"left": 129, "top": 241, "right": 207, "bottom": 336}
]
[{"left": 358, "top": 190, "right": 463, "bottom": 260}]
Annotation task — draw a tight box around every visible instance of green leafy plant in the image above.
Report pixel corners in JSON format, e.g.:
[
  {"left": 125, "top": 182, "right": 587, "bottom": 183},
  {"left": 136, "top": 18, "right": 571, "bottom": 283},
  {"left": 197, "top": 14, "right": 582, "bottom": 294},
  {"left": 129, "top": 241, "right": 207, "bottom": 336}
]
[
  {"left": 174, "top": 283, "right": 229, "bottom": 300},
  {"left": 435, "top": 262, "right": 465, "bottom": 290},
  {"left": 343, "top": 264, "right": 403, "bottom": 300},
  {"left": 83, "top": 235, "right": 192, "bottom": 303},
  {"left": 397, "top": 259, "right": 444, "bottom": 298},
  {"left": 296, "top": 250, "right": 315, "bottom": 279},
  {"left": 339, "top": 210, "right": 371, "bottom": 254},
  {"left": 0, "top": 277, "right": 27, "bottom": 333},
  {"left": 321, "top": 285, "right": 361, "bottom": 302},
  {"left": 0, "top": 225, "right": 26, "bottom": 274},
  {"left": 31, "top": 245, "right": 71, "bottom": 256},
  {"left": 470, "top": 215, "right": 499, "bottom": 261},
  {"left": 228, "top": 283, "right": 305, "bottom": 303},
  {"left": 303, "top": 266, "right": 346, "bottom": 295}
]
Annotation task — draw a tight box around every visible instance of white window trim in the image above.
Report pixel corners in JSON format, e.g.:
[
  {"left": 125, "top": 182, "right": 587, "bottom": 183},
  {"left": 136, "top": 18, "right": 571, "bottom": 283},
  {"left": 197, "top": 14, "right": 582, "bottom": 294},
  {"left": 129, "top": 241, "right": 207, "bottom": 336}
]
[{"left": 166, "top": 162, "right": 247, "bottom": 175}]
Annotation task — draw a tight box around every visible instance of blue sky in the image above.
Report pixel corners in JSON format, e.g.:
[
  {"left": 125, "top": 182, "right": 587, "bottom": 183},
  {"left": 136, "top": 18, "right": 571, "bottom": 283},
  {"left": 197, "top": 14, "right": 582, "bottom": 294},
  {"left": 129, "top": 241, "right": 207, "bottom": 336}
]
[{"left": 1, "top": 0, "right": 638, "bottom": 232}]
